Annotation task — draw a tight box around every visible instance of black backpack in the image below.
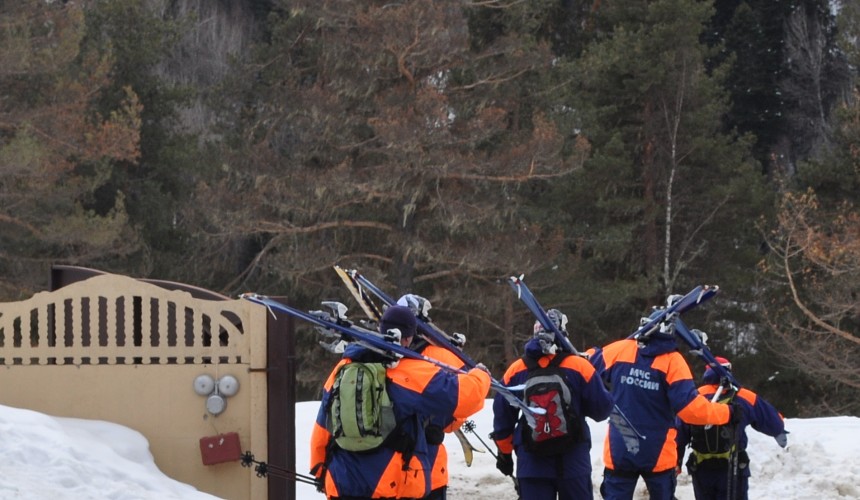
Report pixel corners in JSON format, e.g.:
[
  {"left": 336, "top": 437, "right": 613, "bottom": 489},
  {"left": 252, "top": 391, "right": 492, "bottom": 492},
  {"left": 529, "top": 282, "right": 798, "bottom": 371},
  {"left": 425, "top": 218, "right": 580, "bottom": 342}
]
[
  {"left": 520, "top": 353, "right": 582, "bottom": 455},
  {"left": 689, "top": 393, "right": 736, "bottom": 464}
]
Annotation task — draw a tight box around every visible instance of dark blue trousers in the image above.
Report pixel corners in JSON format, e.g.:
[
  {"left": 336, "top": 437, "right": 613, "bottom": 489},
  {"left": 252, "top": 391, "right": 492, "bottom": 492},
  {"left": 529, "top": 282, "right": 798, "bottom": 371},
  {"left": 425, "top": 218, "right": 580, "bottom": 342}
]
[
  {"left": 600, "top": 468, "right": 676, "bottom": 500},
  {"left": 518, "top": 475, "right": 593, "bottom": 500},
  {"left": 690, "top": 466, "right": 750, "bottom": 500}
]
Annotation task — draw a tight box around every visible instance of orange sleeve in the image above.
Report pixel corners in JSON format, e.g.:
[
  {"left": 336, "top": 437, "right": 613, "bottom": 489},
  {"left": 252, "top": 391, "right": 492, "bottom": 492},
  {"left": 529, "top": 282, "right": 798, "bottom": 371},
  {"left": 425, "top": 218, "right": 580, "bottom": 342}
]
[
  {"left": 666, "top": 354, "right": 730, "bottom": 425},
  {"left": 421, "top": 346, "right": 470, "bottom": 432},
  {"left": 502, "top": 358, "right": 527, "bottom": 384},
  {"left": 453, "top": 367, "right": 491, "bottom": 419},
  {"left": 559, "top": 354, "right": 598, "bottom": 381},
  {"left": 309, "top": 360, "right": 347, "bottom": 474},
  {"left": 736, "top": 387, "right": 758, "bottom": 405},
  {"left": 310, "top": 420, "right": 331, "bottom": 476},
  {"left": 676, "top": 393, "right": 731, "bottom": 425}
]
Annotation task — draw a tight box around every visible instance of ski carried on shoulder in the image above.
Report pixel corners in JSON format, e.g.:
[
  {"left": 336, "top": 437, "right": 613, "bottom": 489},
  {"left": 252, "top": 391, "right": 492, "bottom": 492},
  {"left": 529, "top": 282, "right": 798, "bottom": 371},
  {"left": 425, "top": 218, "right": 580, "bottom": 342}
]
[
  {"left": 508, "top": 275, "right": 579, "bottom": 355},
  {"left": 333, "top": 265, "right": 485, "bottom": 465},
  {"left": 242, "top": 292, "right": 544, "bottom": 428},
  {"left": 243, "top": 293, "right": 473, "bottom": 371},
  {"left": 344, "top": 268, "right": 471, "bottom": 362},
  {"left": 673, "top": 317, "right": 739, "bottom": 391},
  {"left": 626, "top": 285, "right": 737, "bottom": 391},
  {"left": 330, "top": 268, "right": 541, "bottom": 428},
  {"left": 334, "top": 265, "right": 384, "bottom": 322},
  {"left": 507, "top": 274, "right": 649, "bottom": 448},
  {"left": 627, "top": 285, "right": 720, "bottom": 340}
]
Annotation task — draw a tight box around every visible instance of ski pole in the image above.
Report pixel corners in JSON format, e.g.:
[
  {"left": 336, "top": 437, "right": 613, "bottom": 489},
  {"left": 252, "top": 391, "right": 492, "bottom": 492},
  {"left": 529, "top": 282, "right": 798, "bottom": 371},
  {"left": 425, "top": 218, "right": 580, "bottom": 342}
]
[
  {"left": 462, "top": 421, "right": 521, "bottom": 499},
  {"left": 241, "top": 452, "right": 317, "bottom": 486},
  {"left": 324, "top": 271, "right": 544, "bottom": 426},
  {"left": 462, "top": 421, "right": 496, "bottom": 458},
  {"left": 249, "top": 293, "right": 546, "bottom": 425}
]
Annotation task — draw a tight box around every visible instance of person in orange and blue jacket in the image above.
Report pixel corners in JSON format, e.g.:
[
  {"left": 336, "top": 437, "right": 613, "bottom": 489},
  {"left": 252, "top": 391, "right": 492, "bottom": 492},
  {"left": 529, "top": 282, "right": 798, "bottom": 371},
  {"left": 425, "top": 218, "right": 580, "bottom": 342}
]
[
  {"left": 492, "top": 309, "right": 614, "bottom": 500},
  {"left": 588, "top": 302, "right": 736, "bottom": 500},
  {"left": 410, "top": 342, "right": 468, "bottom": 500},
  {"left": 309, "top": 305, "right": 491, "bottom": 500},
  {"left": 675, "top": 355, "right": 786, "bottom": 500},
  {"left": 396, "top": 293, "right": 470, "bottom": 500}
]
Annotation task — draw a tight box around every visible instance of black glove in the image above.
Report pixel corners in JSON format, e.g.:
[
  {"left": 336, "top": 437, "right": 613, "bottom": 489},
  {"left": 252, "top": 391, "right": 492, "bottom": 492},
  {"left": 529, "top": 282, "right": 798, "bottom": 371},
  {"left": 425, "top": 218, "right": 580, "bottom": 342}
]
[
  {"left": 729, "top": 400, "right": 745, "bottom": 426},
  {"left": 496, "top": 452, "right": 514, "bottom": 476},
  {"left": 310, "top": 463, "right": 326, "bottom": 493},
  {"left": 425, "top": 424, "right": 444, "bottom": 445}
]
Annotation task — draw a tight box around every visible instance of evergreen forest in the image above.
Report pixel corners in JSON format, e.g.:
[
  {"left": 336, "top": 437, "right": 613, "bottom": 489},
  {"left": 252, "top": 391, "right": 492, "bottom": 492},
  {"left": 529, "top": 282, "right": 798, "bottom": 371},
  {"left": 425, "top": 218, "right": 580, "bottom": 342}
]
[{"left": 2, "top": 0, "right": 859, "bottom": 416}]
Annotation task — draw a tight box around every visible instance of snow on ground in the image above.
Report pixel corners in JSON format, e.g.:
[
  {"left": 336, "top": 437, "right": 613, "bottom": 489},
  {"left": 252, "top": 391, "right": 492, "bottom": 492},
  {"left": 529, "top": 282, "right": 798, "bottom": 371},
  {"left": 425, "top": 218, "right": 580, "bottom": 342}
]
[
  {"left": 295, "top": 401, "right": 860, "bottom": 500},
  {"left": 1, "top": 401, "right": 858, "bottom": 499},
  {"left": 0, "top": 404, "right": 219, "bottom": 500}
]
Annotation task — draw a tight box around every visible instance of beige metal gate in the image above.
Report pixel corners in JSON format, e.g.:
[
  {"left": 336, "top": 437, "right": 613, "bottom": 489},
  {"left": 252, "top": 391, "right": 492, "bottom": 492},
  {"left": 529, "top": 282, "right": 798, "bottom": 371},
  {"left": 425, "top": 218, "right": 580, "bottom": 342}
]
[{"left": 0, "top": 271, "right": 270, "bottom": 500}]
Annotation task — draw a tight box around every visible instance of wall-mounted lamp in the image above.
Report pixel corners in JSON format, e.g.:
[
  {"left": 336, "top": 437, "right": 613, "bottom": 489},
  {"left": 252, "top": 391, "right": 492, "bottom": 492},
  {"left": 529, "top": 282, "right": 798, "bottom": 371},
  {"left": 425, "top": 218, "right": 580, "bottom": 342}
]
[{"left": 193, "top": 374, "right": 240, "bottom": 416}]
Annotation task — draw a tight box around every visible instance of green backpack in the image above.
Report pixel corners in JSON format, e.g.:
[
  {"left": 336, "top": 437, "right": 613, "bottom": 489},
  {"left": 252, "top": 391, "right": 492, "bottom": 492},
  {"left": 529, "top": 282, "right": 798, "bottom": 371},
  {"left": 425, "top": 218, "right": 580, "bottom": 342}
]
[{"left": 328, "top": 362, "right": 397, "bottom": 452}]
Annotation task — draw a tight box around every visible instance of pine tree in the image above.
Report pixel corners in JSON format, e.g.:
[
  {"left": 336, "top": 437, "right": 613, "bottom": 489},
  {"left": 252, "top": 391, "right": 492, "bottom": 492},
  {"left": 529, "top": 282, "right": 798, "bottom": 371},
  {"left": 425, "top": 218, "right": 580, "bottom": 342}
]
[
  {"left": 0, "top": 1, "right": 143, "bottom": 298},
  {"left": 555, "top": 0, "right": 771, "bottom": 343},
  {"left": 197, "top": 0, "right": 588, "bottom": 377}
]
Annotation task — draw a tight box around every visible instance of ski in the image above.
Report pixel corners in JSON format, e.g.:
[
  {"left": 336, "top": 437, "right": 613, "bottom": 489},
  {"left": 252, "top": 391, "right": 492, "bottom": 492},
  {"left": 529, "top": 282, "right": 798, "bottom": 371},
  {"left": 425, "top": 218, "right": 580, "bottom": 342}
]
[
  {"left": 508, "top": 275, "right": 578, "bottom": 354},
  {"left": 333, "top": 265, "right": 483, "bottom": 465},
  {"left": 346, "top": 269, "right": 471, "bottom": 362},
  {"left": 623, "top": 284, "right": 735, "bottom": 388},
  {"left": 327, "top": 269, "right": 543, "bottom": 426},
  {"left": 453, "top": 426, "right": 485, "bottom": 467},
  {"left": 674, "top": 317, "right": 740, "bottom": 390},
  {"left": 241, "top": 293, "right": 544, "bottom": 427},
  {"left": 461, "top": 421, "right": 520, "bottom": 499},
  {"left": 627, "top": 285, "right": 720, "bottom": 340},
  {"left": 508, "top": 274, "right": 650, "bottom": 447},
  {"left": 334, "top": 265, "right": 384, "bottom": 322}
]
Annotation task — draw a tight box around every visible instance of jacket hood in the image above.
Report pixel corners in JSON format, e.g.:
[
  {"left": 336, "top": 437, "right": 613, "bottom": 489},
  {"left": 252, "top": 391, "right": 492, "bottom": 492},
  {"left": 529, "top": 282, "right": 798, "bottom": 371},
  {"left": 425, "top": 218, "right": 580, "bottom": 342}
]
[
  {"left": 636, "top": 333, "right": 679, "bottom": 358},
  {"left": 524, "top": 337, "right": 548, "bottom": 359},
  {"left": 703, "top": 365, "right": 723, "bottom": 385}
]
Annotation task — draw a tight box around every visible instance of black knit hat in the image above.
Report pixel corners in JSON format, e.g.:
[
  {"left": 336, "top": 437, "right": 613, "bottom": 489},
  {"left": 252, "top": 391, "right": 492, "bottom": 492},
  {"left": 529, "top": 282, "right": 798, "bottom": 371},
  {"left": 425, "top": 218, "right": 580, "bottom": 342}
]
[{"left": 379, "top": 305, "right": 417, "bottom": 338}]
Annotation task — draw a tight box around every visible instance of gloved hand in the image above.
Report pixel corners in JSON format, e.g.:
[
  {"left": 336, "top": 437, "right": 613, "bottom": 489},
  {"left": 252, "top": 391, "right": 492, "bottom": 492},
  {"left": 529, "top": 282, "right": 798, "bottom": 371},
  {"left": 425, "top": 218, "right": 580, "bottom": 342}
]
[
  {"left": 496, "top": 452, "right": 514, "bottom": 476},
  {"left": 729, "top": 400, "right": 745, "bottom": 426},
  {"left": 774, "top": 431, "right": 788, "bottom": 448},
  {"left": 310, "top": 463, "right": 326, "bottom": 493}
]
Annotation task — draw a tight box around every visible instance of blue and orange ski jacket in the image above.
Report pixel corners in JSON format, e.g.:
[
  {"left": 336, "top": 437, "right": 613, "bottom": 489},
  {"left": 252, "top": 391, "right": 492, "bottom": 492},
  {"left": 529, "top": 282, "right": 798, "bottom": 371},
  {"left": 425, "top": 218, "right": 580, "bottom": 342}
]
[
  {"left": 675, "top": 366, "right": 785, "bottom": 462},
  {"left": 492, "top": 338, "right": 614, "bottom": 478},
  {"left": 416, "top": 342, "right": 469, "bottom": 493},
  {"left": 309, "top": 343, "right": 490, "bottom": 499},
  {"left": 590, "top": 336, "right": 731, "bottom": 474}
]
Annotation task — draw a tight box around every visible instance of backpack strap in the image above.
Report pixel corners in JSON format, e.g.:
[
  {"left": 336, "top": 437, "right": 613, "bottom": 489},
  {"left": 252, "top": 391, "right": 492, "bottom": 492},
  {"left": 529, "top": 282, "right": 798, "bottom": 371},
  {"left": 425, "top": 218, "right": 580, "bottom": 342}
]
[{"left": 522, "top": 352, "right": 570, "bottom": 371}]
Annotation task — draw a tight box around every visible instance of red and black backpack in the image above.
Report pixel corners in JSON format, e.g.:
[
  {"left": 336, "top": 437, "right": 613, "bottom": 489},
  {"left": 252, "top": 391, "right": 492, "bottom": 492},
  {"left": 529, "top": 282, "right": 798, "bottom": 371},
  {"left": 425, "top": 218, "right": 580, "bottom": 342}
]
[{"left": 520, "top": 353, "right": 583, "bottom": 455}]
